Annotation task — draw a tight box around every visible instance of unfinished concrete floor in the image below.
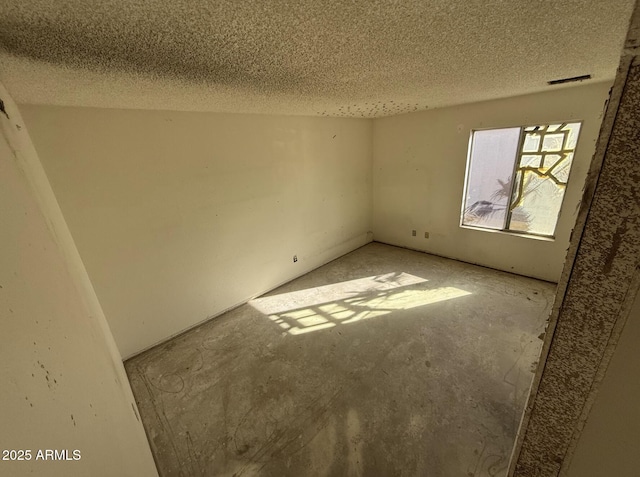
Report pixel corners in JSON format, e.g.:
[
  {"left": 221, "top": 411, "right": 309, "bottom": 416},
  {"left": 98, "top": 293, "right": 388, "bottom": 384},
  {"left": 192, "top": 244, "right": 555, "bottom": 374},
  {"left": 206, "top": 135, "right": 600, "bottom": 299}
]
[{"left": 125, "top": 242, "right": 555, "bottom": 477}]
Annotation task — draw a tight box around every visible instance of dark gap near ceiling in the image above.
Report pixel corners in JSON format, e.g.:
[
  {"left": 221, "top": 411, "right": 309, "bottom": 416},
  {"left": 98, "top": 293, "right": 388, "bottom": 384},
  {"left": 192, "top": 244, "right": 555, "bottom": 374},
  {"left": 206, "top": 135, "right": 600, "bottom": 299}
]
[{"left": 547, "top": 74, "right": 592, "bottom": 85}]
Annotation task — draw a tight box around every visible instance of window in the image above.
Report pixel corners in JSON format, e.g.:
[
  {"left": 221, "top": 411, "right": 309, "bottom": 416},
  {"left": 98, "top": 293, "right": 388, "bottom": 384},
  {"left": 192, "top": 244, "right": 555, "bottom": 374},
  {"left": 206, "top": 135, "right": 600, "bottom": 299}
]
[{"left": 461, "top": 122, "right": 582, "bottom": 237}]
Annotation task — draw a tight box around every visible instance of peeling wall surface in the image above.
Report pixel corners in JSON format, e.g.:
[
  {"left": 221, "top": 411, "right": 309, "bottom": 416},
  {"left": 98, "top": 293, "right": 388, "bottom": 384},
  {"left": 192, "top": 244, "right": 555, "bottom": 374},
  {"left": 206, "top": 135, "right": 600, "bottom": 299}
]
[
  {"left": 20, "top": 106, "right": 373, "bottom": 358},
  {"left": 0, "top": 84, "right": 157, "bottom": 475},
  {"left": 372, "top": 82, "right": 611, "bottom": 282},
  {"left": 0, "top": 0, "right": 634, "bottom": 117}
]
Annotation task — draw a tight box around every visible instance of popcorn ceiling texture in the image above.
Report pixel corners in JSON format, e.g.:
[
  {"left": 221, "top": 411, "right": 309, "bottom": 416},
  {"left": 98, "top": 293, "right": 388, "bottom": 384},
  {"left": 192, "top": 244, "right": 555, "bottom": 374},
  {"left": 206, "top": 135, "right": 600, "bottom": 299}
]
[{"left": 0, "top": 0, "right": 635, "bottom": 117}]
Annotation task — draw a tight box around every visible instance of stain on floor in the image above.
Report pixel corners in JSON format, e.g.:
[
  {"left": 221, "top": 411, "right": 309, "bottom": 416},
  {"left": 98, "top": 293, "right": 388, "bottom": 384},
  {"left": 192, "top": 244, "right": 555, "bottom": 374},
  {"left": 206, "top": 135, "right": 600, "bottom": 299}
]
[{"left": 125, "top": 243, "right": 555, "bottom": 476}]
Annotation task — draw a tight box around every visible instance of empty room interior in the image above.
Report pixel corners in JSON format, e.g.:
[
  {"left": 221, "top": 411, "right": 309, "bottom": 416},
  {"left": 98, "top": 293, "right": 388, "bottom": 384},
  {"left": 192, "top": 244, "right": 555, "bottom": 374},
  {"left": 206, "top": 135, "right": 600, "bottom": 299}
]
[{"left": 2, "top": 1, "right": 640, "bottom": 476}]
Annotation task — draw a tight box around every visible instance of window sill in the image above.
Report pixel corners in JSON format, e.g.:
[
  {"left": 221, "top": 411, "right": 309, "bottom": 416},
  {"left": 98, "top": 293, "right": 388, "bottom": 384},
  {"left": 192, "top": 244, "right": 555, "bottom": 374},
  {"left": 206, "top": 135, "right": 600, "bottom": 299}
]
[{"left": 459, "top": 224, "right": 556, "bottom": 242}]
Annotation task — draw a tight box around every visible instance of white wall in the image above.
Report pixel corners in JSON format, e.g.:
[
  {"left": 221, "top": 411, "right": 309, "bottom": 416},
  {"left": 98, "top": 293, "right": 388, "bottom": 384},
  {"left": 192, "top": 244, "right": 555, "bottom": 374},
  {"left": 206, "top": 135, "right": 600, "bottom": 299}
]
[
  {"left": 20, "top": 106, "right": 373, "bottom": 358},
  {"left": 0, "top": 85, "right": 157, "bottom": 475},
  {"left": 564, "top": 288, "right": 640, "bottom": 476},
  {"left": 373, "top": 82, "right": 611, "bottom": 282}
]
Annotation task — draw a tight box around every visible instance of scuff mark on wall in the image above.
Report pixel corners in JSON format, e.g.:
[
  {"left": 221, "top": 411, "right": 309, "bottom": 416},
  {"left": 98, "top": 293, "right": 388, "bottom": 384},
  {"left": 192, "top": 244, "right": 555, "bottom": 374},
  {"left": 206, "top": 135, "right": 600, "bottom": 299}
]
[
  {"left": 0, "top": 98, "right": 9, "bottom": 119},
  {"left": 603, "top": 220, "right": 629, "bottom": 275}
]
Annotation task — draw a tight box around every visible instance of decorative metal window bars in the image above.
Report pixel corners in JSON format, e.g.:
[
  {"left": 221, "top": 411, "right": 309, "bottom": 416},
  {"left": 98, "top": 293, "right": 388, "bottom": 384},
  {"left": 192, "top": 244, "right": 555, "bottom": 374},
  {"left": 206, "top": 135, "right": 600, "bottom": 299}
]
[
  {"left": 462, "top": 122, "right": 582, "bottom": 237},
  {"left": 501, "top": 123, "right": 581, "bottom": 235}
]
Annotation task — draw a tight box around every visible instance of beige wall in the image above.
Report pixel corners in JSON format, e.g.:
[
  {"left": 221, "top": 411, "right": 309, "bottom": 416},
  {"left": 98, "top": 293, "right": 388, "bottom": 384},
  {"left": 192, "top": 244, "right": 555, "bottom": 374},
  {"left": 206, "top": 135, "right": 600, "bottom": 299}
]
[
  {"left": 564, "top": 288, "right": 640, "bottom": 476},
  {"left": 372, "top": 82, "right": 611, "bottom": 282},
  {"left": 0, "top": 84, "right": 157, "bottom": 475},
  {"left": 21, "top": 106, "right": 373, "bottom": 358}
]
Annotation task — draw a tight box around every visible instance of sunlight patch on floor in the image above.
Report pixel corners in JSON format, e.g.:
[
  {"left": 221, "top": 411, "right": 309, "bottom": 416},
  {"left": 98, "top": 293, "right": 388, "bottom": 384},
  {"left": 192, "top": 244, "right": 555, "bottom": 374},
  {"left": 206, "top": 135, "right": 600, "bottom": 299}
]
[{"left": 250, "top": 272, "right": 471, "bottom": 335}]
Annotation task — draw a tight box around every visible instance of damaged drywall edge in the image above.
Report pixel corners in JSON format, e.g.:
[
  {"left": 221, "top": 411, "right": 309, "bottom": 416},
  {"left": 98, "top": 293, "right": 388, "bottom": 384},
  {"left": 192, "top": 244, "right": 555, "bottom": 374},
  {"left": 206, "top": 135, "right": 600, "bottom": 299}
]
[
  {"left": 559, "top": 37, "right": 640, "bottom": 470},
  {"left": 506, "top": 44, "right": 631, "bottom": 476},
  {"left": 508, "top": 1, "right": 640, "bottom": 473}
]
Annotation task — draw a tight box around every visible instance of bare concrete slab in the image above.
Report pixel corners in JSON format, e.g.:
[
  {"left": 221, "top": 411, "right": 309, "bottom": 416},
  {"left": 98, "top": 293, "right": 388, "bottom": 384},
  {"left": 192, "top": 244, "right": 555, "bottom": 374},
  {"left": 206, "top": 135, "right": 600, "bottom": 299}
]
[{"left": 125, "top": 242, "right": 555, "bottom": 476}]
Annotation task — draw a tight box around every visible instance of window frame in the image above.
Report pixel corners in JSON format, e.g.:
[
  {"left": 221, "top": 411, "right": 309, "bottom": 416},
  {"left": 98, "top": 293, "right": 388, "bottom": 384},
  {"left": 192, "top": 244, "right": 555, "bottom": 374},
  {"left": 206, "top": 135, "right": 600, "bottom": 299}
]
[{"left": 459, "top": 120, "right": 584, "bottom": 240}]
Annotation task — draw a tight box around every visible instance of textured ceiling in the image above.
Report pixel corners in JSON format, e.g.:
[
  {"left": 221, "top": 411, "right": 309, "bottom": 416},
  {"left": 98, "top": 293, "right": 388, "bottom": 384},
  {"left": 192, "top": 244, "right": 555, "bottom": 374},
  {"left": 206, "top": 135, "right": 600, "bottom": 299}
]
[{"left": 0, "top": 0, "right": 635, "bottom": 118}]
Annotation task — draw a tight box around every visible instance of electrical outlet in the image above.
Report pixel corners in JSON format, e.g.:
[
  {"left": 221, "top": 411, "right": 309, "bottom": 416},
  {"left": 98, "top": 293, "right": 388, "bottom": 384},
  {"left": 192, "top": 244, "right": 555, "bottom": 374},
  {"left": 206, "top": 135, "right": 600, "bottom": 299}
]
[
  {"left": 412, "top": 230, "right": 416, "bottom": 236},
  {"left": 425, "top": 232, "right": 429, "bottom": 238},
  {"left": 293, "top": 255, "right": 298, "bottom": 263}
]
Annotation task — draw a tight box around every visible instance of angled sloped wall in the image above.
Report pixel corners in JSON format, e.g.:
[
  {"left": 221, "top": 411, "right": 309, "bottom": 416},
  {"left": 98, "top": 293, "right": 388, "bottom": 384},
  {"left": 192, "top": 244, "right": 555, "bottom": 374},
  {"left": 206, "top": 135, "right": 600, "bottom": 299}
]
[{"left": 0, "top": 84, "right": 157, "bottom": 476}]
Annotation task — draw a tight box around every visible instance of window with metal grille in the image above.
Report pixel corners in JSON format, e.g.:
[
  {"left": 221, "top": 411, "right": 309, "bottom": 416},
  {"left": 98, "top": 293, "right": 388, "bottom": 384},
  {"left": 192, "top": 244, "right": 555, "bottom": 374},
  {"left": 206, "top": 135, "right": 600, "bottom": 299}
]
[{"left": 461, "top": 122, "right": 582, "bottom": 237}]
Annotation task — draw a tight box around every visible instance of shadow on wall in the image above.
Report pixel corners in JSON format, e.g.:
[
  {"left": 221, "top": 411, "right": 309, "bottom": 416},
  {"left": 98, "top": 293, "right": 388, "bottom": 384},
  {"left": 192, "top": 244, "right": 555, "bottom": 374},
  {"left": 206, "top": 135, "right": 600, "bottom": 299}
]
[{"left": 250, "top": 272, "right": 472, "bottom": 335}]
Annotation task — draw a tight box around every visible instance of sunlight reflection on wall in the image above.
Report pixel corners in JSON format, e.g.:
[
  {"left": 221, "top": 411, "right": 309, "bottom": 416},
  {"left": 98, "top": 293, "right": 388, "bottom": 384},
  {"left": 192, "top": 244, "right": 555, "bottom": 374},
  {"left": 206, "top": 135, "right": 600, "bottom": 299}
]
[{"left": 250, "top": 272, "right": 471, "bottom": 335}]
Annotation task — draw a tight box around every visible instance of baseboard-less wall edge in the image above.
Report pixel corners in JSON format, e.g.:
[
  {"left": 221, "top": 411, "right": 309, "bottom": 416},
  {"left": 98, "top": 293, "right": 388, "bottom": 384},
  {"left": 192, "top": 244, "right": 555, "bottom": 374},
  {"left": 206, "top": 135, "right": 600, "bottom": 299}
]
[
  {"left": 123, "top": 232, "right": 373, "bottom": 362},
  {"left": 371, "top": 239, "right": 558, "bottom": 284}
]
